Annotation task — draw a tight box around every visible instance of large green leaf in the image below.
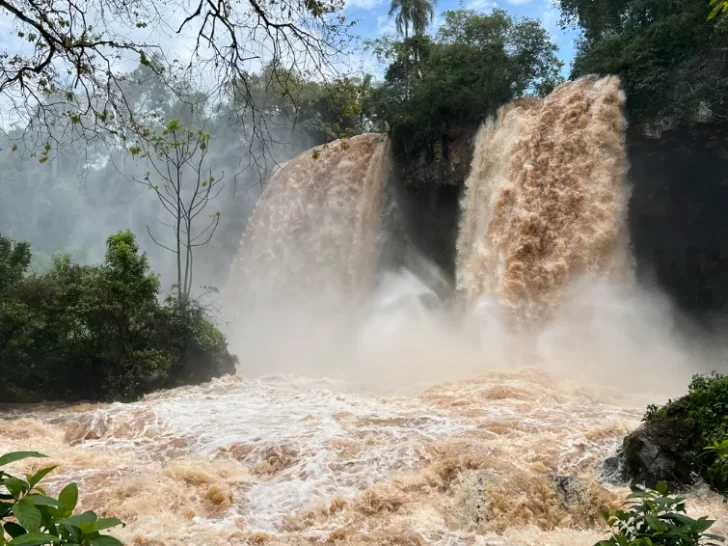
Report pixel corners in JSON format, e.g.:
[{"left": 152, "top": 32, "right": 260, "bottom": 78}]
[
  {"left": 25, "top": 495, "right": 61, "bottom": 508},
  {"left": 26, "top": 467, "right": 57, "bottom": 489},
  {"left": 89, "top": 536, "right": 123, "bottom": 546},
  {"left": 695, "top": 516, "right": 717, "bottom": 533},
  {"left": 4, "top": 477, "right": 29, "bottom": 499},
  {"left": 58, "top": 483, "right": 78, "bottom": 515},
  {"left": 0, "top": 453, "right": 46, "bottom": 468},
  {"left": 93, "top": 519, "right": 124, "bottom": 532},
  {"left": 13, "top": 499, "right": 42, "bottom": 532},
  {"left": 7, "top": 532, "right": 58, "bottom": 546},
  {"left": 0, "top": 501, "right": 13, "bottom": 518}
]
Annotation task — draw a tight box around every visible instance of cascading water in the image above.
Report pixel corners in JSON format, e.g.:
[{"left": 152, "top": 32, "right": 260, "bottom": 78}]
[
  {"left": 457, "top": 76, "right": 632, "bottom": 327},
  {"left": 2, "top": 79, "right": 727, "bottom": 546},
  {"left": 227, "top": 133, "right": 391, "bottom": 308}
]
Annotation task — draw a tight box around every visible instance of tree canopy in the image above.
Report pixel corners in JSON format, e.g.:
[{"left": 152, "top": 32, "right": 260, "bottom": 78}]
[
  {"left": 364, "top": 9, "right": 563, "bottom": 160},
  {"left": 389, "top": 0, "right": 436, "bottom": 39},
  {"left": 560, "top": 0, "right": 728, "bottom": 127}
]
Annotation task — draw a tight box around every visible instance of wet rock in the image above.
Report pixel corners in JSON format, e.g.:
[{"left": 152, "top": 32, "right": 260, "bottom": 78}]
[
  {"left": 619, "top": 418, "right": 695, "bottom": 491},
  {"left": 549, "top": 475, "right": 587, "bottom": 507},
  {"left": 602, "top": 455, "right": 622, "bottom": 484}
]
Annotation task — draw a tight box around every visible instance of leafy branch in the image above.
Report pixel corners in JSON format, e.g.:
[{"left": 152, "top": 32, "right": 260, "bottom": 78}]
[{"left": 0, "top": 451, "right": 124, "bottom": 545}]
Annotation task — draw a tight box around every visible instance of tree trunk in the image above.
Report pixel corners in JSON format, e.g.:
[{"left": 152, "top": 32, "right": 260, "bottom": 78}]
[
  {"left": 176, "top": 167, "right": 183, "bottom": 305},
  {"left": 404, "top": 21, "right": 410, "bottom": 99}
]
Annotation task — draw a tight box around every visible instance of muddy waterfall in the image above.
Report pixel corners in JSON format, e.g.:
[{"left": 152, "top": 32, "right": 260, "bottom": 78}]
[
  {"left": 456, "top": 76, "right": 631, "bottom": 327},
  {"left": 1, "top": 77, "right": 726, "bottom": 546}
]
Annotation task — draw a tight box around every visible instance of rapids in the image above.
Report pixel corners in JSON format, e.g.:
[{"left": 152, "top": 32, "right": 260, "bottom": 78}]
[
  {"left": 1, "top": 361, "right": 726, "bottom": 546},
  {"left": 3, "top": 76, "right": 728, "bottom": 546}
]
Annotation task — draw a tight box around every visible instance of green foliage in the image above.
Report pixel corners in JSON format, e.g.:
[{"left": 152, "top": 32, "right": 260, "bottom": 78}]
[
  {"left": 389, "top": 0, "right": 436, "bottom": 38},
  {"left": 703, "top": 440, "right": 728, "bottom": 495},
  {"left": 0, "top": 451, "right": 124, "bottom": 545},
  {"left": 644, "top": 373, "right": 728, "bottom": 493},
  {"left": 0, "top": 231, "right": 236, "bottom": 403},
  {"left": 709, "top": 0, "right": 728, "bottom": 20},
  {"left": 235, "top": 63, "right": 370, "bottom": 145},
  {"left": 364, "top": 9, "right": 563, "bottom": 160},
  {"left": 597, "top": 483, "right": 724, "bottom": 546},
  {"left": 561, "top": 0, "right": 728, "bottom": 126},
  {"left": 0, "top": 236, "right": 30, "bottom": 294}
]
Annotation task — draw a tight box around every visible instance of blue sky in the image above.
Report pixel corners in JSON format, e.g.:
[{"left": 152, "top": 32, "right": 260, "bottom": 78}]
[{"left": 343, "top": 0, "right": 580, "bottom": 78}]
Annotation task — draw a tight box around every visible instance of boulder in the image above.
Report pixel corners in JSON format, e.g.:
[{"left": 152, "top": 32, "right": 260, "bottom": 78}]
[{"left": 619, "top": 418, "right": 696, "bottom": 491}]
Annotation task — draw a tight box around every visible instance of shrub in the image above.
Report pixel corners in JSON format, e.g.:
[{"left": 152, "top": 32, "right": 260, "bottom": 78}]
[
  {"left": 644, "top": 373, "right": 728, "bottom": 492},
  {"left": 596, "top": 483, "right": 724, "bottom": 546},
  {"left": 703, "top": 440, "right": 728, "bottom": 497},
  {"left": 0, "top": 231, "right": 236, "bottom": 403},
  {"left": 0, "top": 451, "right": 124, "bottom": 545}
]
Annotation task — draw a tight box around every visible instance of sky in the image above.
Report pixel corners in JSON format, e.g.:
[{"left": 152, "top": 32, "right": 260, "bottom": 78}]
[{"left": 343, "top": 0, "right": 580, "bottom": 78}]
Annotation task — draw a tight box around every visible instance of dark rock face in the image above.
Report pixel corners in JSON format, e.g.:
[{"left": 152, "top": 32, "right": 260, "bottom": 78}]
[
  {"left": 627, "top": 123, "right": 728, "bottom": 321},
  {"left": 389, "top": 125, "right": 472, "bottom": 282},
  {"left": 620, "top": 418, "right": 695, "bottom": 491}
]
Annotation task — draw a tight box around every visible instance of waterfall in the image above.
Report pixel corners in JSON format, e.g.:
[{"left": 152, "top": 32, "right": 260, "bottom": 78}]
[
  {"left": 227, "top": 133, "right": 391, "bottom": 309},
  {"left": 456, "top": 76, "right": 631, "bottom": 328}
]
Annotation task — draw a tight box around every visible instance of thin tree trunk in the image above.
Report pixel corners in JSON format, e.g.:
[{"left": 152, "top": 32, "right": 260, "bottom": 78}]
[
  {"left": 176, "top": 167, "right": 182, "bottom": 305},
  {"left": 404, "top": 21, "right": 410, "bottom": 99}
]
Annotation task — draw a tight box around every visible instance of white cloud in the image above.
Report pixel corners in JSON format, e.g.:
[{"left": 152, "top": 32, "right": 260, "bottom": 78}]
[
  {"left": 345, "top": 0, "right": 385, "bottom": 10},
  {"left": 505, "top": 0, "right": 532, "bottom": 5},
  {"left": 466, "top": 0, "right": 497, "bottom": 11}
]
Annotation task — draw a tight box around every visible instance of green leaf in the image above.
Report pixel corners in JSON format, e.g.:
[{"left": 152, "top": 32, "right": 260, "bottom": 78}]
[
  {"left": 61, "top": 512, "right": 96, "bottom": 529},
  {"left": 25, "top": 494, "right": 62, "bottom": 507},
  {"left": 14, "top": 499, "right": 42, "bottom": 531},
  {"left": 79, "top": 511, "right": 97, "bottom": 523},
  {"left": 645, "top": 515, "right": 665, "bottom": 532},
  {"left": 694, "top": 516, "right": 716, "bottom": 533},
  {"left": 58, "top": 483, "right": 78, "bottom": 515},
  {"left": 36, "top": 506, "right": 59, "bottom": 536},
  {"left": 89, "top": 537, "right": 123, "bottom": 546},
  {"left": 93, "top": 519, "right": 124, "bottom": 532},
  {"left": 27, "top": 467, "right": 56, "bottom": 488},
  {"left": 8, "top": 532, "right": 58, "bottom": 546},
  {"left": 0, "top": 452, "right": 46, "bottom": 467},
  {"left": 4, "top": 477, "right": 29, "bottom": 499},
  {"left": 60, "top": 523, "right": 81, "bottom": 543}
]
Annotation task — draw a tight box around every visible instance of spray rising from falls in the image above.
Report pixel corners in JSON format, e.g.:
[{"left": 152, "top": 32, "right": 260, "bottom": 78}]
[{"left": 457, "top": 76, "right": 632, "bottom": 327}]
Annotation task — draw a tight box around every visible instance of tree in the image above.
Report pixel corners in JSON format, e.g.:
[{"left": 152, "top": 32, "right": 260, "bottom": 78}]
[
  {"left": 365, "top": 9, "right": 562, "bottom": 158},
  {"left": 559, "top": 0, "right": 728, "bottom": 126},
  {"left": 0, "top": 230, "right": 236, "bottom": 402},
  {"left": 129, "top": 120, "right": 224, "bottom": 305},
  {"left": 0, "top": 0, "right": 354, "bottom": 166},
  {"left": 387, "top": 0, "right": 436, "bottom": 98},
  {"left": 389, "top": 0, "right": 436, "bottom": 39}
]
